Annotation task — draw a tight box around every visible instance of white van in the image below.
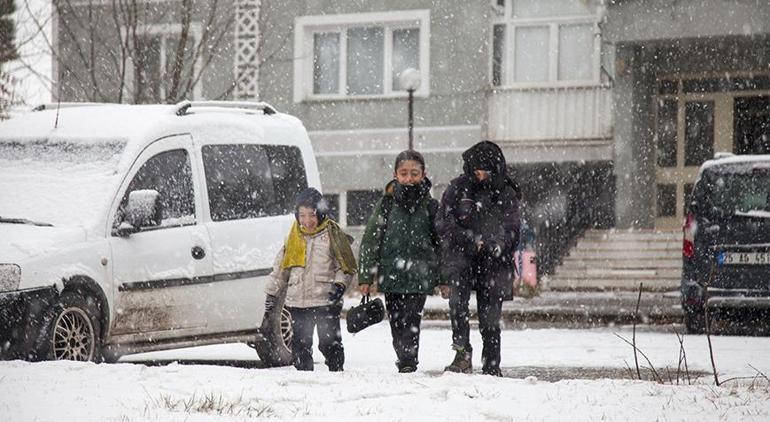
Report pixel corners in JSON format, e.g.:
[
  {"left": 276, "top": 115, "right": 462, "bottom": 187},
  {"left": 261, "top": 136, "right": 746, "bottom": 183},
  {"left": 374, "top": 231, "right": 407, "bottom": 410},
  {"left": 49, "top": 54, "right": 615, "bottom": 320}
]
[{"left": 0, "top": 101, "right": 320, "bottom": 365}]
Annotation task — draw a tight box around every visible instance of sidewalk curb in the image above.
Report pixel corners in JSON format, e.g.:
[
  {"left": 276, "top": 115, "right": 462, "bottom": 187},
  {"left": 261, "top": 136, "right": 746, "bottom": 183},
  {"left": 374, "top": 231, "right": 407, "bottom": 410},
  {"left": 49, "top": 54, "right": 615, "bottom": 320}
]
[{"left": 343, "top": 290, "right": 684, "bottom": 326}]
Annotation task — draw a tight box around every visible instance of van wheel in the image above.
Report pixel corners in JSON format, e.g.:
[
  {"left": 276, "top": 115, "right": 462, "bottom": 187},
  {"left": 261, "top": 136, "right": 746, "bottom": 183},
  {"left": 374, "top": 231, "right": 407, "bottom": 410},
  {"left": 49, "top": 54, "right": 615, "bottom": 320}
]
[
  {"left": 683, "top": 306, "right": 706, "bottom": 334},
  {"left": 253, "top": 292, "right": 293, "bottom": 367},
  {"left": 34, "top": 292, "right": 102, "bottom": 362}
]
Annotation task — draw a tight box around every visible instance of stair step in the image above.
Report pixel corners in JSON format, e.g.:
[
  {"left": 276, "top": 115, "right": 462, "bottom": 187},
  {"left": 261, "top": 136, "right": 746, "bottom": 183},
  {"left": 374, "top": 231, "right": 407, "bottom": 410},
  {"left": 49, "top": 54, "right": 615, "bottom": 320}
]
[
  {"left": 581, "top": 232, "right": 680, "bottom": 241},
  {"left": 550, "top": 269, "right": 681, "bottom": 279},
  {"left": 568, "top": 250, "right": 680, "bottom": 260},
  {"left": 546, "top": 229, "right": 684, "bottom": 290},
  {"left": 560, "top": 259, "right": 682, "bottom": 269},
  {"left": 575, "top": 240, "right": 681, "bottom": 250},
  {"left": 544, "top": 277, "right": 680, "bottom": 291}
]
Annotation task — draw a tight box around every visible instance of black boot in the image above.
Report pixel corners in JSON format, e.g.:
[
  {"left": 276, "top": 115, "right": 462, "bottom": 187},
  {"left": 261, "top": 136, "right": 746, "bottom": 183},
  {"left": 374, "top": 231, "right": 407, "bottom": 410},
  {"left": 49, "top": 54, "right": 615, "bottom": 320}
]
[{"left": 444, "top": 347, "right": 472, "bottom": 374}]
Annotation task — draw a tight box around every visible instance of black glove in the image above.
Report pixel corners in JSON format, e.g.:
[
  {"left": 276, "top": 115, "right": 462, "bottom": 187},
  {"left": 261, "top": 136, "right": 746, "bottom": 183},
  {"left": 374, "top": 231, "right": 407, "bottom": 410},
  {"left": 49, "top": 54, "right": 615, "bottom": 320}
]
[
  {"left": 264, "top": 294, "right": 277, "bottom": 312},
  {"left": 328, "top": 283, "right": 346, "bottom": 303}
]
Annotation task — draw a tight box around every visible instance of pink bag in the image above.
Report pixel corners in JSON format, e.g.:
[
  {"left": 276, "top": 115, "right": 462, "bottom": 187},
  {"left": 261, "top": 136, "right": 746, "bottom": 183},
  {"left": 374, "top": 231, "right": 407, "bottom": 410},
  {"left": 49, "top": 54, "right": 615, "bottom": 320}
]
[{"left": 514, "top": 250, "right": 537, "bottom": 289}]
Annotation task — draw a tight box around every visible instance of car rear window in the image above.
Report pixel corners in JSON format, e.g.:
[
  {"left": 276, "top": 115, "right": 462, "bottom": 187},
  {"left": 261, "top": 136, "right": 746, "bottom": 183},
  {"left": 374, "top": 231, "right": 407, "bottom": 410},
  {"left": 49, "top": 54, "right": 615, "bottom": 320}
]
[{"left": 692, "top": 164, "right": 770, "bottom": 219}]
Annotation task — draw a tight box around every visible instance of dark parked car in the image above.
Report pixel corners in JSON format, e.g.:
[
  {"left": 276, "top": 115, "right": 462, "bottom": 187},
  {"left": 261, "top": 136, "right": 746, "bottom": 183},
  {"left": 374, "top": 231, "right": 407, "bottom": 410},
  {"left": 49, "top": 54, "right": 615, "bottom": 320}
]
[{"left": 682, "top": 154, "right": 770, "bottom": 334}]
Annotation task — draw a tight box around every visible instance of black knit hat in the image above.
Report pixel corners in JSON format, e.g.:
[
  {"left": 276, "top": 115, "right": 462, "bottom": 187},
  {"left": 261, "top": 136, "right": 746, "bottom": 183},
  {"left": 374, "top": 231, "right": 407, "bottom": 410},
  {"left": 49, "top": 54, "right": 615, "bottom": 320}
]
[{"left": 294, "top": 187, "right": 328, "bottom": 222}]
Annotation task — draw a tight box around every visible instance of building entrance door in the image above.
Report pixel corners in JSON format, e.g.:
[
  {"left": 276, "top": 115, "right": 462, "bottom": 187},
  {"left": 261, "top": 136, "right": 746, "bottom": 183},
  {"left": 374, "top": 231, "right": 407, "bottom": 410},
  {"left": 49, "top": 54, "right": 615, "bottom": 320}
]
[
  {"left": 654, "top": 75, "right": 770, "bottom": 229},
  {"left": 654, "top": 84, "right": 731, "bottom": 229}
]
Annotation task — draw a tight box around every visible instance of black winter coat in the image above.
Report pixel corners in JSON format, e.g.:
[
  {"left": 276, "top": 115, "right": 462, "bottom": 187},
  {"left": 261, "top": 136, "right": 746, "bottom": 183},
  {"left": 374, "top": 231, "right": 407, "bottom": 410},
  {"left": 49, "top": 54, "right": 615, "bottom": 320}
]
[{"left": 436, "top": 141, "right": 520, "bottom": 299}]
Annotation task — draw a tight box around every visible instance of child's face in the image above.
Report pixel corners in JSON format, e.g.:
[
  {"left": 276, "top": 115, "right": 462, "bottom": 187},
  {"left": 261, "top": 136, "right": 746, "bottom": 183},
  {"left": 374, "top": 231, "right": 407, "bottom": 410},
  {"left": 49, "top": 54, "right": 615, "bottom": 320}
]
[
  {"left": 395, "top": 159, "right": 425, "bottom": 186},
  {"left": 298, "top": 206, "right": 319, "bottom": 231},
  {"left": 474, "top": 169, "right": 491, "bottom": 181}
]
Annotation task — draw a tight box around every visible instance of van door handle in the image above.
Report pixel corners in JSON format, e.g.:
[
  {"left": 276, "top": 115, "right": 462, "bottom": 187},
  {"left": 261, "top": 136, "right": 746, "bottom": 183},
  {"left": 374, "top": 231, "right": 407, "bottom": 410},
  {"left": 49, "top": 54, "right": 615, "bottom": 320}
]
[{"left": 191, "top": 246, "right": 206, "bottom": 260}]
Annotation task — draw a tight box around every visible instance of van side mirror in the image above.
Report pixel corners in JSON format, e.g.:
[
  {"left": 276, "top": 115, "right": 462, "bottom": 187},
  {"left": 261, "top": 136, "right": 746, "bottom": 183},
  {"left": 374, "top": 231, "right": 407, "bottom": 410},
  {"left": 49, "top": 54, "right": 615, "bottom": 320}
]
[{"left": 116, "top": 190, "right": 163, "bottom": 236}]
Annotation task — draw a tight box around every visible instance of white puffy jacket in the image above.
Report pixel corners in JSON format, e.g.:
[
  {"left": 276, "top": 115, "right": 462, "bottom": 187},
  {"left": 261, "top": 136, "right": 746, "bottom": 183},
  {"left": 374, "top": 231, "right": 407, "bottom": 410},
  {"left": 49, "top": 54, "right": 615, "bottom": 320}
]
[{"left": 266, "top": 229, "right": 354, "bottom": 308}]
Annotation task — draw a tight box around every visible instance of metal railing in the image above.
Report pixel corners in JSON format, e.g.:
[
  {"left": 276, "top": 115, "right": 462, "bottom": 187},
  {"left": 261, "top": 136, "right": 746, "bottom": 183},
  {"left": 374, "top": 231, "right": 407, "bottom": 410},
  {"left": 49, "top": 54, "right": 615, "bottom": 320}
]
[
  {"left": 534, "top": 169, "right": 608, "bottom": 277},
  {"left": 535, "top": 203, "right": 593, "bottom": 278}
]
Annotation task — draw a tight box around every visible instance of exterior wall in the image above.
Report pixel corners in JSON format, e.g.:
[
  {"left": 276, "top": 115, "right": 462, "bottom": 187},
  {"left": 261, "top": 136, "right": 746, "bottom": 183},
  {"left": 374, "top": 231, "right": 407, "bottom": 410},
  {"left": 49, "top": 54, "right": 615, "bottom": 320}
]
[
  {"left": 604, "top": 0, "right": 770, "bottom": 42},
  {"left": 258, "top": 0, "right": 488, "bottom": 194}
]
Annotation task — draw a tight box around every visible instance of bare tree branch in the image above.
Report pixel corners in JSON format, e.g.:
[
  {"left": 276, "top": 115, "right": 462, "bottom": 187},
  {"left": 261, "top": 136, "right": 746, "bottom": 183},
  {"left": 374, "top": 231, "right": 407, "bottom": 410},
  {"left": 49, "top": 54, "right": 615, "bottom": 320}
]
[
  {"left": 614, "top": 332, "right": 663, "bottom": 383},
  {"left": 167, "top": 0, "right": 191, "bottom": 102},
  {"left": 703, "top": 264, "right": 720, "bottom": 386},
  {"left": 673, "top": 326, "right": 691, "bottom": 385},
  {"left": 632, "top": 282, "right": 642, "bottom": 380}
]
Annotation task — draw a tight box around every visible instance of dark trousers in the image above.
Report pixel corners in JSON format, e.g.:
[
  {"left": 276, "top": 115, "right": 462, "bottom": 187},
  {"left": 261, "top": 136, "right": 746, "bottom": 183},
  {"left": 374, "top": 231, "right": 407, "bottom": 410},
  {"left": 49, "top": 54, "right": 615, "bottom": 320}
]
[
  {"left": 384, "top": 293, "right": 427, "bottom": 369},
  {"left": 287, "top": 305, "right": 344, "bottom": 371},
  {"left": 448, "top": 271, "right": 504, "bottom": 372}
]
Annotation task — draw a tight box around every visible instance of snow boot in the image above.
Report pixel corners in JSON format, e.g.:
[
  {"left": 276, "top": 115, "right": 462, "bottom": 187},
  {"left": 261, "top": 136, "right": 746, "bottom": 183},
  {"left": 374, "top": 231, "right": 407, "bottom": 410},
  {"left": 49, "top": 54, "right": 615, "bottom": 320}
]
[
  {"left": 444, "top": 348, "right": 472, "bottom": 374},
  {"left": 398, "top": 365, "right": 417, "bottom": 373},
  {"left": 482, "top": 367, "right": 503, "bottom": 377}
]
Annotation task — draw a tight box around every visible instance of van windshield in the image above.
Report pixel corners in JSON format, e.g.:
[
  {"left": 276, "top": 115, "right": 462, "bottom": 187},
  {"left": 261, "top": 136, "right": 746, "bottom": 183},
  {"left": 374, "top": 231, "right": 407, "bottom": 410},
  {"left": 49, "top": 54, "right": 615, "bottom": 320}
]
[
  {"left": 694, "top": 165, "right": 770, "bottom": 220},
  {"left": 0, "top": 140, "right": 126, "bottom": 227}
]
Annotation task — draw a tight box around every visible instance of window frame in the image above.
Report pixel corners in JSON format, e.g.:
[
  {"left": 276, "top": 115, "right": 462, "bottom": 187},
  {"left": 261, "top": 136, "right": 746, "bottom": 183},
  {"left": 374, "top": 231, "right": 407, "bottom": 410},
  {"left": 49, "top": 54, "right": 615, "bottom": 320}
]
[
  {"left": 489, "top": 1, "right": 602, "bottom": 88},
  {"left": 294, "top": 10, "right": 431, "bottom": 102},
  {"left": 122, "top": 23, "right": 204, "bottom": 101}
]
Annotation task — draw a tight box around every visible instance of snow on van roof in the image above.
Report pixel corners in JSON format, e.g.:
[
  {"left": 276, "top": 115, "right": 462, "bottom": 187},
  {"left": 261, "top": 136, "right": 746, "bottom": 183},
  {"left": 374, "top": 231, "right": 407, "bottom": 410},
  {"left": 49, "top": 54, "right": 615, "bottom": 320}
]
[
  {"left": 698, "top": 153, "right": 770, "bottom": 176},
  {"left": 0, "top": 104, "right": 178, "bottom": 145},
  {"left": 0, "top": 102, "right": 305, "bottom": 169}
]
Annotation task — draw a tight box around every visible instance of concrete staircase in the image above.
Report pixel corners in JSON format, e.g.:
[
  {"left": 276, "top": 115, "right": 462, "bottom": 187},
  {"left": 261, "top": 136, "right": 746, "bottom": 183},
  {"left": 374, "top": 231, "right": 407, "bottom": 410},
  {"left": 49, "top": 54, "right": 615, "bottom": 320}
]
[{"left": 544, "top": 229, "right": 682, "bottom": 291}]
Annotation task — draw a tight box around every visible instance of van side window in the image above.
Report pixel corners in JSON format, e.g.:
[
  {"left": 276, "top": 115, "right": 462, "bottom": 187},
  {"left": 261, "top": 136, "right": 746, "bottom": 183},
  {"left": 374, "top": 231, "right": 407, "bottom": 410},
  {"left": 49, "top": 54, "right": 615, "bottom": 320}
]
[
  {"left": 265, "top": 145, "right": 308, "bottom": 215},
  {"left": 116, "top": 149, "right": 195, "bottom": 228},
  {"left": 203, "top": 144, "right": 276, "bottom": 221}
]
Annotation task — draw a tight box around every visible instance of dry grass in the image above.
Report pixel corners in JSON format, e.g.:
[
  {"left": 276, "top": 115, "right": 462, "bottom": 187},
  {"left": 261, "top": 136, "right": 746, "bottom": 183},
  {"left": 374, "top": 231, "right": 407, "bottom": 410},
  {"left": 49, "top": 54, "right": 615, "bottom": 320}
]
[{"left": 145, "top": 391, "right": 274, "bottom": 418}]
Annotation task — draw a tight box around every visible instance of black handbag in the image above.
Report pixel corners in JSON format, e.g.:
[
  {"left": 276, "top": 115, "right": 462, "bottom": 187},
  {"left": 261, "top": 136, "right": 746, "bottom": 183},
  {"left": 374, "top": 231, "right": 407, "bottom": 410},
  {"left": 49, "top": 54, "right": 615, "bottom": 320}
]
[{"left": 346, "top": 294, "right": 385, "bottom": 333}]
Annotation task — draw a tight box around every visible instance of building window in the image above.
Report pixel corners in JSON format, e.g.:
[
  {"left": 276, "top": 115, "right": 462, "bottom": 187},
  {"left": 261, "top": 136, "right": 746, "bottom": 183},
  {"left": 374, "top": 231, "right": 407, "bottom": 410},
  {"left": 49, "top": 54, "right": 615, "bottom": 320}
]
[
  {"left": 490, "top": 0, "right": 602, "bottom": 87},
  {"left": 657, "top": 184, "right": 677, "bottom": 218},
  {"left": 656, "top": 99, "right": 678, "bottom": 168},
  {"left": 128, "top": 24, "right": 203, "bottom": 103},
  {"left": 322, "top": 194, "right": 340, "bottom": 221},
  {"left": 684, "top": 101, "right": 714, "bottom": 167},
  {"left": 346, "top": 190, "right": 381, "bottom": 226},
  {"left": 294, "top": 10, "right": 430, "bottom": 102}
]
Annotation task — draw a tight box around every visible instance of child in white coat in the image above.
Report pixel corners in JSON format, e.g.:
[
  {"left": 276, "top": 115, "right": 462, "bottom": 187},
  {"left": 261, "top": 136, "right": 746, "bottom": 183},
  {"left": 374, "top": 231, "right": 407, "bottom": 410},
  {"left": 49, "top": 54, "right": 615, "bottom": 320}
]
[{"left": 264, "top": 187, "right": 357, "bottom": 371}]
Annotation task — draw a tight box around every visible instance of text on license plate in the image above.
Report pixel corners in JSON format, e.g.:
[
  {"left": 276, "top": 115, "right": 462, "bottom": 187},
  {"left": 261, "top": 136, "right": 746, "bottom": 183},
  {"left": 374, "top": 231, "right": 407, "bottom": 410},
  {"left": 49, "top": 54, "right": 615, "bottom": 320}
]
[{"left": 721, "top": 251, "right": 770, "bottom": 265}]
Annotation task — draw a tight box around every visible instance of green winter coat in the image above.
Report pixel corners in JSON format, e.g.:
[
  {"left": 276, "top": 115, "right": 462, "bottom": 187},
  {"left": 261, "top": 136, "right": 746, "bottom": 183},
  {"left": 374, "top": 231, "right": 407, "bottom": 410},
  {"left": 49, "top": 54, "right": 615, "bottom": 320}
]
[{"left": 357, "top": 179, "right": 440, "bottom": 294}]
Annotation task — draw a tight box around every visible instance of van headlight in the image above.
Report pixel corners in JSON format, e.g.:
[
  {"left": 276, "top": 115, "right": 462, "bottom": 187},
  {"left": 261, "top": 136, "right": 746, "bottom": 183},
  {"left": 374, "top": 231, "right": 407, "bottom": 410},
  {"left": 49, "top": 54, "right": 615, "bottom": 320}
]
[{"left": 0, "top": 264, "right": 21, "bottom": 292}]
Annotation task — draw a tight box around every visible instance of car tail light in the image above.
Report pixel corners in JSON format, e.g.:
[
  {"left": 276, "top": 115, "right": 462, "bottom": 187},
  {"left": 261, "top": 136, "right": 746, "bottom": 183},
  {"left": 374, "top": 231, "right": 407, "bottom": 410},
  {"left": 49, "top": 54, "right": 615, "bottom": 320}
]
[{"left": 683, "top": 213, "right": 695, "bottom": 259}]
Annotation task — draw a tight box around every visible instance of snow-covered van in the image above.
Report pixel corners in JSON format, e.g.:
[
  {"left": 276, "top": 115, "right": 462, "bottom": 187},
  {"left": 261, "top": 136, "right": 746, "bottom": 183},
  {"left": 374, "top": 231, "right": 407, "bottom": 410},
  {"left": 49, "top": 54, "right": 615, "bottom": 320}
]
[{"left": 0, "top": 101, "right": 319, "bottom": 365}]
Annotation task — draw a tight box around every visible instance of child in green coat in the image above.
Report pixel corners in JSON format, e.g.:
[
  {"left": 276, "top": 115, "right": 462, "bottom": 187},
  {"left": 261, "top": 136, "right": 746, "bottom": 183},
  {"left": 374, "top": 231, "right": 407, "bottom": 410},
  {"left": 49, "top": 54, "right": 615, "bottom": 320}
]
[{"left": 357, "top": 150, "right": 440, "bottom": 373}]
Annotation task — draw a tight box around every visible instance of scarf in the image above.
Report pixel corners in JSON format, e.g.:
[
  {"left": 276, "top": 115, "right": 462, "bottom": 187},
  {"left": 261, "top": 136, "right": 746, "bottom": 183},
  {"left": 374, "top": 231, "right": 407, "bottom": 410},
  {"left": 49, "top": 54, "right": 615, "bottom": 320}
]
[
  {"left": 393, "top": 179, "right": 431, "bottom": 212},
  {"left": 281, "top": 219, "right": 357, "bottom": 274}
]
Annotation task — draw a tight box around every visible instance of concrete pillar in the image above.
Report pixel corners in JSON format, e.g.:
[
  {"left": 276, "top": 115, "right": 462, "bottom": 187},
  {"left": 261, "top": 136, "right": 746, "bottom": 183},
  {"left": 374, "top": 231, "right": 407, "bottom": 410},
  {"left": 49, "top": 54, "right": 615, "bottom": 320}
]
[{"left": 613, "top": 43, "right": 656, "bottom": 229}]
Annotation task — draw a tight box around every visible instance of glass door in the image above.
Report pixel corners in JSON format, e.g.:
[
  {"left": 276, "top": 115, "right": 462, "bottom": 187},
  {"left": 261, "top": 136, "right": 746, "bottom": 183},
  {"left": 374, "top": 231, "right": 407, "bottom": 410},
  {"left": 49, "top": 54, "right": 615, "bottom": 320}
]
[
  {"left": 654, "top": 82, "right": 732, "bottom": 229},
  {"left": 654, "top": 75, "right": 770, "bottom": 229}
]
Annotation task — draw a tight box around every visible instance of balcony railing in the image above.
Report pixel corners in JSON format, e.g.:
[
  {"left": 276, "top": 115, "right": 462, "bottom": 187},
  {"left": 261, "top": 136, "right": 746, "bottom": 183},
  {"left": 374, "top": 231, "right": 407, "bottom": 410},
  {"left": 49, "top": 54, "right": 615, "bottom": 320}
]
[{"left": 487, "top": 85, "right": 613, "bottom": 142}]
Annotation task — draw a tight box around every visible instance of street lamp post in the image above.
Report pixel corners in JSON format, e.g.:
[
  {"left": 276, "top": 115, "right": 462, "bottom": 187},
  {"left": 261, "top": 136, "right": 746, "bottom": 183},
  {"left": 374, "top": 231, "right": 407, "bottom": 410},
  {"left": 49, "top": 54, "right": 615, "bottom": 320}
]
[{"left": 399, "top": 68, "right": 421, "bottom": 150}]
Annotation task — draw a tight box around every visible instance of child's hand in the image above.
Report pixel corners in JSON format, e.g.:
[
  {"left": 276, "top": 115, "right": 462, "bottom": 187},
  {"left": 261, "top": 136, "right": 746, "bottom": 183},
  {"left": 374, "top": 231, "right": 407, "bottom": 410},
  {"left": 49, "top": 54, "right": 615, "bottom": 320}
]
[{"left": 328, "top": 283, "right": 346, "bottom": 302}]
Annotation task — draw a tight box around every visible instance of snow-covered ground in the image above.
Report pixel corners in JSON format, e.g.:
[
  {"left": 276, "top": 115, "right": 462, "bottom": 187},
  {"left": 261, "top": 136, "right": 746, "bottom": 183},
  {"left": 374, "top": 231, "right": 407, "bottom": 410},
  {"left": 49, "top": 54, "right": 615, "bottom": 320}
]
[{"left": 2, "top": 323, "right": 769, "bottom": 421}]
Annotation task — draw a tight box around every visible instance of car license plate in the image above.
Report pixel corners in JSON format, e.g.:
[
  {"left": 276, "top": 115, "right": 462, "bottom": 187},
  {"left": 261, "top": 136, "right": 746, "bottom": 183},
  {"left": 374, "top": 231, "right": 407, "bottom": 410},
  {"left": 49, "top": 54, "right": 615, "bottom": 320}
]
[{"left": 721, "top": 251, "right": 770, "bottom": 265}]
